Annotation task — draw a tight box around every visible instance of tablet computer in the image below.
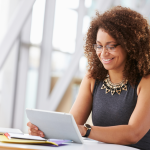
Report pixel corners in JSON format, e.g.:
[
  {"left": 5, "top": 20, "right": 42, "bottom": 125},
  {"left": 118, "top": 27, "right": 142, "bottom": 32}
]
[{"left": 26, "top": 109, "right": 83, "bottom": 144}]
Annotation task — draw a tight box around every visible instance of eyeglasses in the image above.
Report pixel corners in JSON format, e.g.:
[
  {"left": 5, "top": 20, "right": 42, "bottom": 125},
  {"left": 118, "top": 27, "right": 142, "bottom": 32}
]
[{"left": 93, "top": 43, "right": 120, "bottom": 53}]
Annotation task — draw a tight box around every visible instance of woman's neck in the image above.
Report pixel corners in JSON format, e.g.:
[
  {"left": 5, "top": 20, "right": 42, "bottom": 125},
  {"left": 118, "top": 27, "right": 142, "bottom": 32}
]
[{"left": 108, "top": 70, "right": 124, "bottom": 84}]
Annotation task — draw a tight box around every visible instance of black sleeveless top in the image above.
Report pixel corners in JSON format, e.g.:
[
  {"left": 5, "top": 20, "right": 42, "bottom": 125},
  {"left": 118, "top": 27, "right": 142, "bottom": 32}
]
[{"left": 92, "top": 79, "right": 150, "bottom": 150}]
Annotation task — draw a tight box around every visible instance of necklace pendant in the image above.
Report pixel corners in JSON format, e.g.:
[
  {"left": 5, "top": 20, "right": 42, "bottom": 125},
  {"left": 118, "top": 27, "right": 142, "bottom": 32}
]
[
  {"left": 116, "top": 88, "right": 122, "bottom": 95},
  {"left": 111, "top": 88, "right": 115, "bottom": 95},
  {"left": 105, "top": 87, "right": 110, "bottom": 94},
  {"left": 101, "top": 84, "right": 106, "bottom": 89},
  {"left": 122, "top": 84, "right": 127, "bottom": 91}
]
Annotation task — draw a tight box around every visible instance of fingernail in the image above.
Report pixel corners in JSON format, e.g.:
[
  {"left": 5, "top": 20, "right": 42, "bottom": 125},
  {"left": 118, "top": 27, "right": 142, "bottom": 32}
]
[{"left": 35, "top": 128, "right": 37, "bottom": 130}]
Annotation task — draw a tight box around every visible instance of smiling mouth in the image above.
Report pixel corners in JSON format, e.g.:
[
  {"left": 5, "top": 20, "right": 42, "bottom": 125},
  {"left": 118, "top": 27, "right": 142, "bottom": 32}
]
[{"left": 102, "top": 58, "right": 114, "bottom": 62}]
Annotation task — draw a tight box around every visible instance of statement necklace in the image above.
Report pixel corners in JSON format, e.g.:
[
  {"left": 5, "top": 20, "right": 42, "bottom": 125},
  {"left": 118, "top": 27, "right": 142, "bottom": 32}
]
[{"left": 101, "top": 75, "right": 128, "bottom": 95}]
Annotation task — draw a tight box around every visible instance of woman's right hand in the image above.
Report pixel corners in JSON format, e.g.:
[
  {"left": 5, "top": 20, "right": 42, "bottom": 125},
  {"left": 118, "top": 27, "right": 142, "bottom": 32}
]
[{"left": 27, "top": 122, "right": 45, "bottom": 137}]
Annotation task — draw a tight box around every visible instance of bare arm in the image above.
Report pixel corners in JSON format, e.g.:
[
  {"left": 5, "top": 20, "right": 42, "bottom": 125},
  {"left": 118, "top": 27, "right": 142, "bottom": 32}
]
[
  {"left": 69, "top": 73, "right": 95, "bottom": 125},
  {"left": 27, "top": 73, "right": 95, "bottom": 137},
  {"left": 73, "top": 75, "right": 150, "bottom": 145}
]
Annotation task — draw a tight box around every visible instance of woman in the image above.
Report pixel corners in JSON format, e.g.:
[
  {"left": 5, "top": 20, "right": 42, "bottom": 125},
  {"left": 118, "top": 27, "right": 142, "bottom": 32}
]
[{"left": 27, "top": 6, "right": 150, "bottom": 150}]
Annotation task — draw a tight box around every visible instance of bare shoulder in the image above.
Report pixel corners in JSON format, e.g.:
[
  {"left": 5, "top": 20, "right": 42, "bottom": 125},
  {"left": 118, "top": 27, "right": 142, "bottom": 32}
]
[
  {"left": 137, "top": 74, "right": 150, "bottom": 96},
  {"left": 84, "top": 72, "right": 96, "bottom": 94}
]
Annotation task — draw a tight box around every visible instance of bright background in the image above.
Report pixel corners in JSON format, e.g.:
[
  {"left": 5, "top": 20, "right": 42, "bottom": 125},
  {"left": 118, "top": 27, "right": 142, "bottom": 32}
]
[{"left": 0, "top": 0, "right": 150, "bottom": 133}]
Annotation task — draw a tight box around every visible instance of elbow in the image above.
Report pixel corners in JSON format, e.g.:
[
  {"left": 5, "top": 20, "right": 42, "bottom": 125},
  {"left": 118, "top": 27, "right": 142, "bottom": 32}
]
[
  {"left": 128, "top": 130, "right": 141, "bottom": 145},
  {"left": 129, "top": 136, "right": 139, "bottom": 145}
]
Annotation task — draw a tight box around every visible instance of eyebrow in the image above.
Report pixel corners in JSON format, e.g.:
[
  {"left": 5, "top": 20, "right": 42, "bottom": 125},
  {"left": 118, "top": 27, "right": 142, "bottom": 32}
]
[{"left": 96, "top": 41, "right": 116, "bottom": 44}]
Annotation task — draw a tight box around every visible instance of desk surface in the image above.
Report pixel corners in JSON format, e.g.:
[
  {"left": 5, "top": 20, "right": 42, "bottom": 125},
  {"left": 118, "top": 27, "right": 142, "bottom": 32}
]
[{"left": 0, "top": 140, "right": 139, "bottom": 150}]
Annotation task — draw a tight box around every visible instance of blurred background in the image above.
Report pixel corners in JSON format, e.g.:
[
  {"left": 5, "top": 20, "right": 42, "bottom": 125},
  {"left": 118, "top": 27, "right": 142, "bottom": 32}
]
[{"left": 0, "top": 0, "right": 150, "bottom": 133}]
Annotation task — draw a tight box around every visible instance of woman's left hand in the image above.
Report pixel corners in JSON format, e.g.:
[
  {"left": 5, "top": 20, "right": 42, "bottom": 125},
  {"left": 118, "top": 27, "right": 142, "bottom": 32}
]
[{"left": 77, "top": 125, "right": 86, "bottom": 136}]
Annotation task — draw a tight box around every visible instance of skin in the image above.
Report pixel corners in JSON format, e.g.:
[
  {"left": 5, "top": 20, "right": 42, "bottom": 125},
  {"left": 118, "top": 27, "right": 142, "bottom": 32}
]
[
  {"left": 96, "top": 29, "right": 127, "bottom": 83},
  {"left": 27, "top": 29, "right": 150, "bottom": 145}
]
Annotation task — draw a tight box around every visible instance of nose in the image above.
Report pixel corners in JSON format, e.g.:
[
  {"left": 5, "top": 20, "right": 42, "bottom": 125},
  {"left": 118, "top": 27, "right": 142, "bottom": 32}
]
[{"left": 101, "top": 47, "right": 109, "bottom": 57}]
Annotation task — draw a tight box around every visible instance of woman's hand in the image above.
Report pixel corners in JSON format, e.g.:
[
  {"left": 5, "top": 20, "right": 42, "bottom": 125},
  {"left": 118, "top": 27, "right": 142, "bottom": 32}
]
[
  {"left": 77, "top": 125, "right": 87, "bottom": 137},
  {"left": 27, "top": 122, "right": 86, "bottom": 137},
  {"left": 27, "top": 122, "right": 45, "bottom": 137}
]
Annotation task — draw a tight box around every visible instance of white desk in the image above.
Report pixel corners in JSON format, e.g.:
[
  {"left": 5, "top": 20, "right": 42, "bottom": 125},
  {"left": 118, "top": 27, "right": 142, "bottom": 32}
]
[{"left": 0, "top": 139, "right": 139, "bottom": 150}]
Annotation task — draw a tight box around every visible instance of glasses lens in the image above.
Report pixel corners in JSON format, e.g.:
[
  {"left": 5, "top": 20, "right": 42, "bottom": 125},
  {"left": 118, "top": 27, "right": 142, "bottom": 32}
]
[{"left": 107, "top": 45, "right": 116, "bottom": 52}]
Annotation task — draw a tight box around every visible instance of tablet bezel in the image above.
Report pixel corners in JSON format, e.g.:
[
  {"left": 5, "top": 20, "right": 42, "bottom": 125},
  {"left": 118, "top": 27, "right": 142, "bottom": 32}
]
[{"left": 26, "top": 108, "right": 83, "bottom": 144}]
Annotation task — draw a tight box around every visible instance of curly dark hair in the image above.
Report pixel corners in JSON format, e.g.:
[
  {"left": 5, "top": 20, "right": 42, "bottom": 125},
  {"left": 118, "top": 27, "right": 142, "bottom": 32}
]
[{"left": 84, "top": 6, "right": 150, "bottom": 86}]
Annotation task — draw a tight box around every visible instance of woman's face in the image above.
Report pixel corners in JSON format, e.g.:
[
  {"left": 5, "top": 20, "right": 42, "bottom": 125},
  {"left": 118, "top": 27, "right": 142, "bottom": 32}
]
[{"left": 96, "top": 29, "right": 127, "bottom": 72}]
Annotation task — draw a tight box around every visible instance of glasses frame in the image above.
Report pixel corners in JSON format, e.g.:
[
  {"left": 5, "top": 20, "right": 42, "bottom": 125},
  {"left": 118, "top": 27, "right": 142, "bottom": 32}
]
[{"left": 93, "top": 43, "right": 120, "bottom": 53}]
